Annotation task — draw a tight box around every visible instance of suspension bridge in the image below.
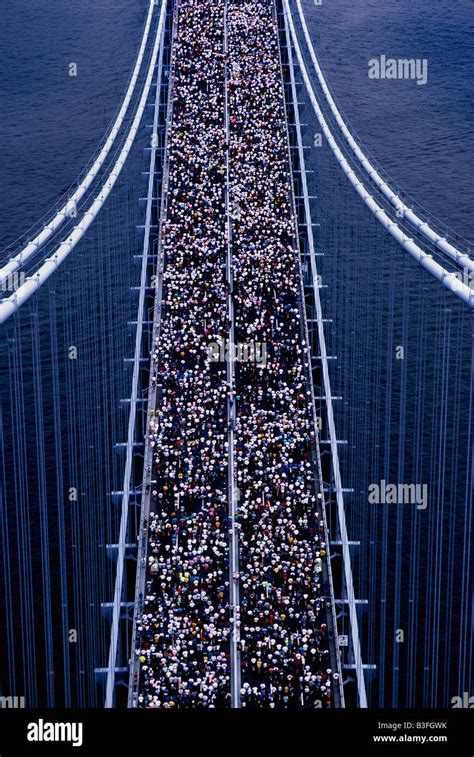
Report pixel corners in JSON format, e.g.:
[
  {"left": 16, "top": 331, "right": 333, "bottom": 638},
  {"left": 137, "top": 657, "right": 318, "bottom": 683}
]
[{"left": 0, "top": 0, "right": 472, "bottom": 710}]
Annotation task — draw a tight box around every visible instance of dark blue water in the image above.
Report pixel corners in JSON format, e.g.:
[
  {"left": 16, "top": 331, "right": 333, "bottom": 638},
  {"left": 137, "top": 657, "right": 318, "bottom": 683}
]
[
  {"left": 300, "top": 0, "right": 474, "bottom": 241},
  {"left": 0, "top": 0, "right": 147, "bottom": 248}
]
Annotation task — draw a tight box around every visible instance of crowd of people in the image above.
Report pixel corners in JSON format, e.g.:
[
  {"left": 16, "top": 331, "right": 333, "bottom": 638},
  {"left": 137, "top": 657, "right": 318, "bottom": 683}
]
[
  {"left": 134, "top": 0, "right": 336, "bottom": 708},
  {"left": 135, "top": 0, "right": 231, "bottom": 708},
  {"left": 228, "top": 1, "right": 334, "bottom": 708}
]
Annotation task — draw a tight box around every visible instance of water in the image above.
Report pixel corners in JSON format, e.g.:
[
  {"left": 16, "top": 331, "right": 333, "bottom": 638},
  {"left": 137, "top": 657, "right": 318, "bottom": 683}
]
[
  {"left": 301, "top": 0, "right": 474, "bottom": 242},
  {"left": 0, "top": 0, "right": 147, "bottom": 248}
]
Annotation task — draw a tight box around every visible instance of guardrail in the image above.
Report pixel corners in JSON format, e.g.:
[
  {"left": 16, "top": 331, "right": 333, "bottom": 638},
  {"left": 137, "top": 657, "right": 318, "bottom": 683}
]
[
  {"left": 279, "top": 0, "right": 349, "bottom": 708},
  {"left": 126, "top": 0, "right": 177, "bottom": 709},
  {"left": 101, "top": 0, "right": 168, "bottom": 707}
]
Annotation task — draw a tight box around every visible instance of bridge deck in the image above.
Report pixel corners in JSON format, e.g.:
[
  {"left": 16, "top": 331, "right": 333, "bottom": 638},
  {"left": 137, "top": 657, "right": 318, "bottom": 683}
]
[{"left": 130, "top": 0, "right": 341, "bottom": 709}]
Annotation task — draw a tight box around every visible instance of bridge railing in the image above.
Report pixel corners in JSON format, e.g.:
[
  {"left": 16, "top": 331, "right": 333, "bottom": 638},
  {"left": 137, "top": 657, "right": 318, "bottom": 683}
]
[
  {"left": 277, "top": 0, "right": 346, "bottom": 707},
  {"left": 126, "top": 0, "right": 177, "bottom": 710}
]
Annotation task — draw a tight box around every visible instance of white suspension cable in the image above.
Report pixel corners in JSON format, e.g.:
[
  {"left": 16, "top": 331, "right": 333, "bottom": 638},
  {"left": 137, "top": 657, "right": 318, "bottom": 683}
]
[
  {"left": 0, "top": 0, "right": 167, "bottom": 326},
  {"left": 284, "top": 0, "right": 473, "bottom": 309},
  {"left": 0, "top": 0, "right": 158, "bottom": 289},
  {"left": 294, "top": 0, "right": 474, "bottom": 275}
]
